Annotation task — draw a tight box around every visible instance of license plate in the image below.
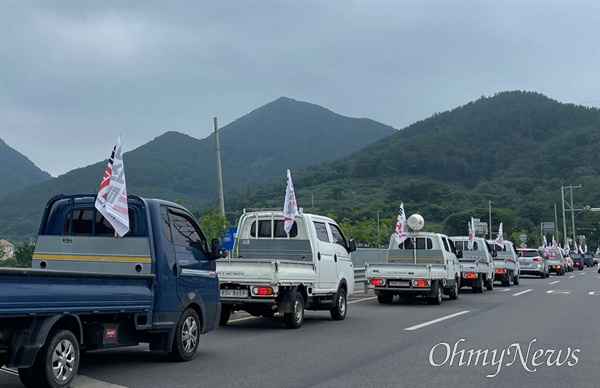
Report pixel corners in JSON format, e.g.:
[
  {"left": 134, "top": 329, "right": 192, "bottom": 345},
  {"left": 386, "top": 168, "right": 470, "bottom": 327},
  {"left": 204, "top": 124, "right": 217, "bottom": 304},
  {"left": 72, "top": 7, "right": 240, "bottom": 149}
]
[
  {"left": 389, "top": 281, "right": 410, "bottom": 287},
  {"left": 220, "top": 289, "right": 248, "bottom": 298}
]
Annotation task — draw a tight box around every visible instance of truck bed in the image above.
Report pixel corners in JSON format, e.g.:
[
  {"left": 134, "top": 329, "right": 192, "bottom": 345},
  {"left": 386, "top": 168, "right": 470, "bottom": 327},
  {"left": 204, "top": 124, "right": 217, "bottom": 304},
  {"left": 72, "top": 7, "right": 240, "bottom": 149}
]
[
  {"left": 216, "top": 259, "right": 316, "bottom": 286},
  {"left": 365, "top": 262, "right": 449, "bottom": 280},
  {"left": 0, "top": 268, "right": 155, "bottom": 318},
  {"left": 459, "top": 258, "right": 491, "bottom": 273}
]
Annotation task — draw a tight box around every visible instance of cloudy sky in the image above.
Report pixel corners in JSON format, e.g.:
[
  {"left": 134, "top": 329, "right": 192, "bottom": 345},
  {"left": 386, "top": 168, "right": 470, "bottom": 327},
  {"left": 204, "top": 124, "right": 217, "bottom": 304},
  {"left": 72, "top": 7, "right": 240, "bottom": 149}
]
[{"left": 1, "top": 1, "right": 598, "bottom": 177}]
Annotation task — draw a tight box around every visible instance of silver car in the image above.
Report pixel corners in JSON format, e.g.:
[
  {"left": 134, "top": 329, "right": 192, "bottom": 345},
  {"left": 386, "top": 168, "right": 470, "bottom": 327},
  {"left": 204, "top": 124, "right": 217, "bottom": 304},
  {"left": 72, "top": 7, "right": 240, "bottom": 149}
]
[{"left": 518, "top": 248, "right": 550, "bottom": 278}]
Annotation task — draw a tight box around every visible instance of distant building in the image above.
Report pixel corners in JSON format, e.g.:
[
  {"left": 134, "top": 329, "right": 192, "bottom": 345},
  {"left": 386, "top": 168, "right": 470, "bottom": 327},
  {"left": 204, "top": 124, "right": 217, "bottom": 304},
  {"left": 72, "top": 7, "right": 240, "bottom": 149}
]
[
  {"left": 472, "top": 218, "right": 488, "bottom": 235},
  {"left": 0, "top": 239, "right": 15, "bottom": 259}
]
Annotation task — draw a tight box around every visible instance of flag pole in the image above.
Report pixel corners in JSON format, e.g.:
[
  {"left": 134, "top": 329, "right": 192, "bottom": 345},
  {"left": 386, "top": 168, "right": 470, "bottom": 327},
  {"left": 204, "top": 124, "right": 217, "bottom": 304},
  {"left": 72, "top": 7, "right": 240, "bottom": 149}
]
[{"left": 214, "top": 117, "right": 225, "bottom": 217}]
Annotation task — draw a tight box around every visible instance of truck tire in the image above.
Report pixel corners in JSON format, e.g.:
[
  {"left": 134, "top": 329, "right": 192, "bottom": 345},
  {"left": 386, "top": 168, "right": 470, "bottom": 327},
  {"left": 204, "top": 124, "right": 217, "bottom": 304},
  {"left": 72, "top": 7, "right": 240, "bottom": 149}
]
[
  {"left": 283, "top": 291, "right": 304, "bottom": 329},
  {"left": 512, "top": 274, "right": 520, "bottom": 285},
  {"left": 485, "top": 275, "right": 494, "bottom": 291},
  {"left": 219, "top": 306, "right": 232, "bottom": 326},
  {"left": 540, "top": 271, "right": 546, "bottom": 279},
  {"left": 26, "top": 329, "right": 80, "bottom": 388},
  {"left": 377, "top": 294, "right": 394, "bottom": 304},
  {"left": 169, "top": 308, "right": 200, "bottom": 362},
  {"left": 427, "top": 282, "right": 443, "bottom": 305},
  {"left": 330, "top": 288, "right": 347, "bottom": 321},
  {"left": 448, "top": 278, "right": 459, "bottom": 300}
]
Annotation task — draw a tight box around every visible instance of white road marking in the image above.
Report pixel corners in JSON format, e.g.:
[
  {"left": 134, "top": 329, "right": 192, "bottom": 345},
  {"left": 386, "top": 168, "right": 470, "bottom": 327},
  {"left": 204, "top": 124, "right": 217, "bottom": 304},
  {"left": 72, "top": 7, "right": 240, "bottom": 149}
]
[
  {"left": 569, "top": 275, "right": 575, "bottom": 278},
  {"left": 0, "top": 366, "right": 18, "bottom": 376},
  {"left": 404, "top": 310, "right": 470, "bottom": 331},
  {"left": 72, "top": 375, "right": 128, "bottom": 388},
  {"left": 512, "top": 289, "right": 532, "bottom": 296},
  {"left": 229, "top": 316, "right": 258, "bottom": 323},
  {"left": 589, "top": 291, "right": 599, "bottom": 295},
  {"left": 546, "top": 290, "right": 571, "bottom": 294},
  {"left": 499, "top": 288, "right": 511, "bottom": 292},
  {"left": 348, "top": 296, "right": 378, "bottom": 304},
  {"left": 549, "top": 281, "right": 560, "bottom": 284}
]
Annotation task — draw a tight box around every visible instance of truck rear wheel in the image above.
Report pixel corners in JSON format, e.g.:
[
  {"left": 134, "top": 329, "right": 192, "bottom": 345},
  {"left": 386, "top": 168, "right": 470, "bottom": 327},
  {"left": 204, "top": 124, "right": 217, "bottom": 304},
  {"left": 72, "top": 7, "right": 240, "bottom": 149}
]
[
  {"left": 330, "top": 288, "right": 347, "bottom": 321},
  {"left": 485, "top": 275, "right": 494, "bottom": 291},
  {"left": 448, "top": 278, "right": 459, "bottom": 300},
  {"left": 512, "top": 273, "right": 520, "bottom": 285},
  {"left": 26, "top": 329, "right": 80, "bottom": 388},
  {"left": 219, "top": 306, "right": 232, "bottom": 326},
  {"left": 283, "top": 291, "right": 304, "bottom": 329},
  {"left": 427, "top": 282, "right": 443, "bottom": 305},
  {"left": 169, "top": 308, "right": 200, "bottom": 362}
]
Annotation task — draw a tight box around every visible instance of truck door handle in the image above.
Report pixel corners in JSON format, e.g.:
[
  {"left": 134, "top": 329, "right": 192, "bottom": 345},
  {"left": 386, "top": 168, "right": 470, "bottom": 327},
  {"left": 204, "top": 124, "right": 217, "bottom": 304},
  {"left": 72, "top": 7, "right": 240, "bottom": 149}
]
[
  {"left": 173, "top": 263, "right": 181, "bottom": 277},
  {"left": 318, "top": 252, "right": 321, "bottom": 261},
  {"left": 334, "top": 254, "right": 337, "bottom": 263}
]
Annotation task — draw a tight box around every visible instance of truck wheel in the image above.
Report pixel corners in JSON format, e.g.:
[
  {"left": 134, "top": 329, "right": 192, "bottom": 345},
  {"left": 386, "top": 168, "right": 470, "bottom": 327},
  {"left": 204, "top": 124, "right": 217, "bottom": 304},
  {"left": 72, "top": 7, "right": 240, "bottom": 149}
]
[
  {"left": 448, "top": 278, "right": 459, "bottom": 300},
  {"left": 330, "top": 288, "right": 347, "bottom": 321},
  {"left": 377, "top": 294, "right": 393, "bottom": 304},
  {"left": 540, "top": 271, "right": 545, "bottom": 279},
  {"left": 512, "top": 274, "right": 520, "bottom": 285},
  {"left": 486, "top": 276, "right": 494, "bottom": 291},
  {"left": 283, "top": 292, "right": 304, "bottom": 329},
  {"left": 427, "top": 282, "right": 443, "bottom": 305},
  {"left": 169, "top": 308, "right": 200, "bottom": 361},
  {"left": 28, "top": 329, "right": 79, "bottom": 388},
  {"left": 219, "top": 307, "right": 232, "bottom": 326}
]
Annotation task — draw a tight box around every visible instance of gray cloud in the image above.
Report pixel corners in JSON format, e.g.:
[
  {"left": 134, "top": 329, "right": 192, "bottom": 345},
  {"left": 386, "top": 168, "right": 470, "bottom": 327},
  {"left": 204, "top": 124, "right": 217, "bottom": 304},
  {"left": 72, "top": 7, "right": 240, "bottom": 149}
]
[{"left": 1, "top": 1, "right": 598, "bottom": 176}]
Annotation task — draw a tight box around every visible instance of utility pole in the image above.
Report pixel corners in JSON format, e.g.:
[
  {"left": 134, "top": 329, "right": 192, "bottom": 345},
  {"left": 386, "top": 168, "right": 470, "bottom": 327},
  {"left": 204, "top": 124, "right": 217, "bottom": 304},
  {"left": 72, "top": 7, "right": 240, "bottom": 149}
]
[
  {"left": 554, "top": 203, "right": 559, "bottom": 238},
  {"left": 214, "top": 117, "right": 225, "bottom": 217},
  {"left": 377, "top": 210, "right": 381, "bottom": 261},
  {"left": 561, "top": 184, "right": 581, "bottom": 247},
  {"left": 488, "top": 200, "right": 493, "bottom": 239}
]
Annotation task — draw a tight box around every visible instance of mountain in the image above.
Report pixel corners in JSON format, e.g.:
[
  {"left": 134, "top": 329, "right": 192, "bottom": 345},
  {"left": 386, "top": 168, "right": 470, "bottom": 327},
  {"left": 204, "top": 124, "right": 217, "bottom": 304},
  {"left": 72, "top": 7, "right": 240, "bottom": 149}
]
[
  {"left": 221, "top": 91, "right": 600, "bottom": 247},
  {"left": 0, "top": 139, "right": 52, "bottom": 198},
  {"left": 0, "top": 97, "right": 396, "bottom": 241}
]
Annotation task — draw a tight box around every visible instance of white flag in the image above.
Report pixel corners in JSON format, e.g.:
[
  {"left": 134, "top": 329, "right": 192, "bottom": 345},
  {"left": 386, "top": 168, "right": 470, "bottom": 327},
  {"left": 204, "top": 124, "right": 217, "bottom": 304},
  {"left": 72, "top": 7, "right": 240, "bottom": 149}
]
[
  {"left": 543, "top": 236, "right": 548, "bottom": 249},
  {"left": 495, "top": 222, "right": 504, "bottom": 247},
  {"left": 394, "top": 203, "right": 408, "bottom": 245},
  {"left": 95, "top": 134, "right": 129, "bottom": 237},
  {"left": 584, "top": 244, "right": 588, "bottom": 254},
  {"left": 578, "top": 244, "right": 583, "bottom": 254},
  {"left": 283, "top": 169, "right": 298, "bottom": 234},
  {"left": 552, "top": 235, "right": 558, "bottom": 247},
  {"left": 564, "top": 243, "right": 570, "bottom": 255},
  {"left": 467, "top": 217, "right": 475, "bottom": 250}
]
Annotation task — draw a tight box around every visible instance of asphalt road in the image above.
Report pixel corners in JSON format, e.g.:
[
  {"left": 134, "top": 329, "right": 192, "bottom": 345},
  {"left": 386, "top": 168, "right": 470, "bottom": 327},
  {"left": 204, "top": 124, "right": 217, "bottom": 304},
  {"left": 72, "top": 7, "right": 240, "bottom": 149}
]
[{"left": 2, "top": 267, "right": 599, "bottom": 388}]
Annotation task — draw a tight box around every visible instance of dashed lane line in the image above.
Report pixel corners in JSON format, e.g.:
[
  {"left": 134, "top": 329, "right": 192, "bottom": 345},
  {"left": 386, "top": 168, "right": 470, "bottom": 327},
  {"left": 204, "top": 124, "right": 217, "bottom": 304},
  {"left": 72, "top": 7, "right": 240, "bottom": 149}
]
[
  {"left": 512, "top": 289, "right": 532, "bottom": 296},
  {"left": 569, "top": 275, "right": 576, "bottom": 278},
  {"left": 549, "top": 281, "right": 560, "bottom": 285},
  {"left": 348, "top": 296, "right": 378, "bottom": 304},
  {"left": 404, "top": 310, "right": 470, "bottom": 331},
  {"left": 498, "top": 288, "right": 511, "bottom": 292},
  {"left": 0, "top": 366, "right": 18, "bottom": 377}
]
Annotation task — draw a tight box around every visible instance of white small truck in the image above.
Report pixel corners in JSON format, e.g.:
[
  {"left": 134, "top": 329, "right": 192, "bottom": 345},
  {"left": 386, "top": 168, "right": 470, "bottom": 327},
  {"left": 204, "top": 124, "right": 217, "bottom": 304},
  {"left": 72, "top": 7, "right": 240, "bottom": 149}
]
[
  {"left": 366, "top": 227, "right": 461, "bottom": 305},
  {"left": 450, "top": 236, "right": 496, "bottom": 293},
  {"left": 487, "top": 240, "right": 520, "bottom": 287},
  {"left": 217, "top": 209, "right": 356, "bottom": 329}
]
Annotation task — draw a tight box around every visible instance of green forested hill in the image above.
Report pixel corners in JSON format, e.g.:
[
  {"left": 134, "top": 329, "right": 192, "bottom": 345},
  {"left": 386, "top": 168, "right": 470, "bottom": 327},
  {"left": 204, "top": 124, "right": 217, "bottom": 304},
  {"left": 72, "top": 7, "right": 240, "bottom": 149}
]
[
  {"left": 0, "top": 97, "right": 395, "bottom": 241},
  {"left": 220, "top": 91, "right": 600, "bottom": 248},
  {"left": 0, "top": 139, "right": 52, "bottom": 198}
]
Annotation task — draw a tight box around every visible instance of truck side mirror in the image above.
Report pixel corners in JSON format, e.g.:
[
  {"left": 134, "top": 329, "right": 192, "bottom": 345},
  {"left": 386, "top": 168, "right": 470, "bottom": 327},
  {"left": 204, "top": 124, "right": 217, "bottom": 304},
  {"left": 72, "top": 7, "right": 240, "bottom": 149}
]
[
  {"left": 347, "top": 239, "right": 357, "bottom": 253},
  {"left": 210, "top": 238, "right": 225, "bottom": 260}
]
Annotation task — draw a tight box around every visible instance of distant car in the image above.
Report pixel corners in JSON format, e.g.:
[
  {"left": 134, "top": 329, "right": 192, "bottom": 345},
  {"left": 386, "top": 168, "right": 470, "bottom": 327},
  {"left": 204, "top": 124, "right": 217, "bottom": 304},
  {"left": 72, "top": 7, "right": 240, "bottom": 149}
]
[
  {"left": 518, "top": 248, "right": 549, "bottom": 278},
  {"left": 582, "top": 253, "right": 595, "bottom": 268},
  {"left": 572, "top": 256, "right": 585, "bottom": 270}
]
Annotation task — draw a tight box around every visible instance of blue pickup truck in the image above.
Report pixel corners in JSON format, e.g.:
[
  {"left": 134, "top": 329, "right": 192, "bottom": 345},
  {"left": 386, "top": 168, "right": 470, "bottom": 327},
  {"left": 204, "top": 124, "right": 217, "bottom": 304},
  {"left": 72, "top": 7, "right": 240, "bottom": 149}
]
[{"left": 0, "top": 194, "right": 224, "bottom": 388}]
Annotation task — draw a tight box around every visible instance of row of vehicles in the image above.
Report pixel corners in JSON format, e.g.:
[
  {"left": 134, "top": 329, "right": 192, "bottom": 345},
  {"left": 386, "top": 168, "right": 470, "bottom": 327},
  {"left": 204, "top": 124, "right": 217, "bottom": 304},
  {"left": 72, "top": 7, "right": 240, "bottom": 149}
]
[
  {"left": 518, "top": 246, "right": 598, "bottom": 276},
  {"left": 0, "top": 195, "right": 595, "bottom": 387},
  {"left": 365, "top": 230, "right": 521, "bottom": 304}
]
